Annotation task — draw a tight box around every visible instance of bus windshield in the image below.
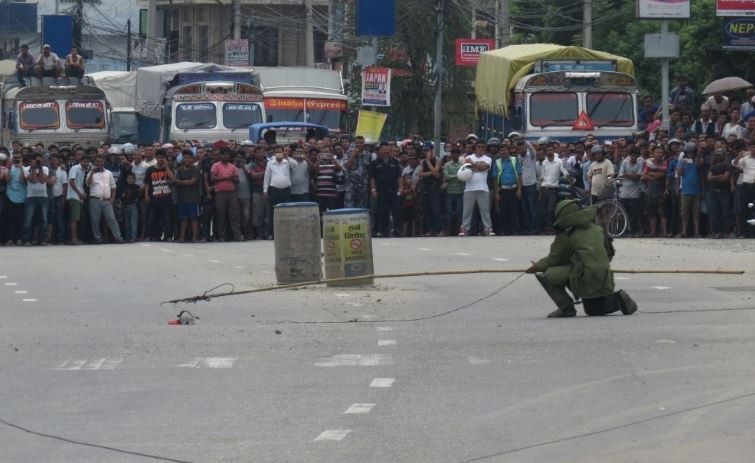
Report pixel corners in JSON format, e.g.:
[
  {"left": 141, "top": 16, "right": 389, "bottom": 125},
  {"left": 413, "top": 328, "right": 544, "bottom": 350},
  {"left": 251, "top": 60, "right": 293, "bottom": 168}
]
[
  {"left": 222, "top": 103, "right": 264, "bottom": 129},
  {"left": 307, "top": 109, "right": 344, "bottom": 133},
  {"left": 530, "top": 93, "right": 578, "bottom": 127},
  {"left": 266, "top": 108, "right": 305, "bottom": 123},
  {"left": 19, "top": 101, "right": 60, "bottom": 130},
  {"left": 66, "top": 101, "right": 105, "bottom": 129},
  {"left": 175, "top": 103, "right": 216, "bottom": 130},
  {"left": 587, "top": 93, "right": 634, "bottom": 127}
]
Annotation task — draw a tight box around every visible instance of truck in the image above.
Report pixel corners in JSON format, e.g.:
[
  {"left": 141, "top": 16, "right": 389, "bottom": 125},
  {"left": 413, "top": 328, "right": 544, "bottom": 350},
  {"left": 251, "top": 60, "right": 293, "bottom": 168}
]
[
  {"left": 1, "top": 77, "right": 111, "bottom": 148},
  {"left": 256, "top": 67, "right": 349, "bottom": 135},
  {"left": 86, "top": 71, "right": 139, "bottom": 146},
  {"left": 135, "top": 62, "right": 265, "bottom": 145},
  {"left": 475, "top": 44, "right": 639, "bottom": 142}
]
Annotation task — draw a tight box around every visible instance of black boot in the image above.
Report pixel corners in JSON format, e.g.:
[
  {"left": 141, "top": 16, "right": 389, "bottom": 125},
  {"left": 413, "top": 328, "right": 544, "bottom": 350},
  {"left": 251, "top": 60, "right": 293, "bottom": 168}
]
[{"left": 616, "top": 290, "right": 638, "bottom": 315}]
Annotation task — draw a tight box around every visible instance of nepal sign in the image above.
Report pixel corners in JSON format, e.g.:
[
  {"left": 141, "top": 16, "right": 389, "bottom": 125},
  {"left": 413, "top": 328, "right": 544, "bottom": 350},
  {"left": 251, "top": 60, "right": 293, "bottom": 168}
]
[{"left": 723, "top": 17, "right": 755, "bottom": 50}]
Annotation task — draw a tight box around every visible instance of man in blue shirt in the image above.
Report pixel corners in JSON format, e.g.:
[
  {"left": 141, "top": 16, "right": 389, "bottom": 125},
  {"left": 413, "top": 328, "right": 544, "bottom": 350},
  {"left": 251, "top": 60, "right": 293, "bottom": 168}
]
[
  {"left": 675, "top": 142, "right": 703, "bottom": 237},
  {"left": 492, "top": 144, "right": 522, "bottom": 235},
  {"left": 15, "top": 44, "right": 35, "bottom": 87}
]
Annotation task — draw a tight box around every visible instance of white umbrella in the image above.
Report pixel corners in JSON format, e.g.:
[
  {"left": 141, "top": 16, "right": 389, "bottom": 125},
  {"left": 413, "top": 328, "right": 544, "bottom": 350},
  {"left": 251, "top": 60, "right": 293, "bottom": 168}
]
[{"left": 702, "top": 77, "right": 753, "bottom": 95}]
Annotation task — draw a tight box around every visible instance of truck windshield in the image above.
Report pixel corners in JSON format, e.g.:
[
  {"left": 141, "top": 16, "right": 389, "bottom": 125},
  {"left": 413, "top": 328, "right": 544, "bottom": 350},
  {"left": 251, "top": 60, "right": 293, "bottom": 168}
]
[
  {"left": 222, "top": 103, "right": 263, "bottom": 129},
  {"left": 307, "top": 109, "right": 343, "bottom": 132},
  {"left": 19, "top": 101, "right": 60, "bottom": 130},
  {"left": 66, "top": 101, "right": 105, "bottom": 129},
  {"left": 587, "top": 93, "right": 634, "bottom": 127},
  {"left": 530, "top": 93, "right": 578, "bottom": 127},
  {"left": 111, "top": 112, "right": 138, "bottom": 143},
  {"left": 175, "top": 103, "right": 216, "bottom": 130}
]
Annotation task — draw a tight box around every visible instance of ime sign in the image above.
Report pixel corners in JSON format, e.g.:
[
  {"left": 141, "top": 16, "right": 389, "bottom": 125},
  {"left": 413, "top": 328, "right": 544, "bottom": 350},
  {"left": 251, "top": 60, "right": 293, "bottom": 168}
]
[
  {"left": 455, "top": 39, "right": 496, "bottom": 67},
  {"left": 717, "top": 0, "right": 755, "bottom": 16}
]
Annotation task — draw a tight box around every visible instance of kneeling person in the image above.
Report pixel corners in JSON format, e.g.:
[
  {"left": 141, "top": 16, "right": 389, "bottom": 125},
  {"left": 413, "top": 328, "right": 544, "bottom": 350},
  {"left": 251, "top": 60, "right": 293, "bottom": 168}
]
[{"left": 526, "top": 199, "right": 637, "bottom": 318}]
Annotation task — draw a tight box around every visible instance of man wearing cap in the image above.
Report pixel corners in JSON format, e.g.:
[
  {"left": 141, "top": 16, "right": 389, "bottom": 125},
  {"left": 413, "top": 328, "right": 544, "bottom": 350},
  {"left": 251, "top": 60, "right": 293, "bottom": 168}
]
[
  {"left": 35, "top": 45, "right": 61, "bottom": 80},
  {"left": 526, "top": 200, "right": 637, "bottom": 318},
  {"left": 15, "top": 44, "right": 35, "bottom": 87}
]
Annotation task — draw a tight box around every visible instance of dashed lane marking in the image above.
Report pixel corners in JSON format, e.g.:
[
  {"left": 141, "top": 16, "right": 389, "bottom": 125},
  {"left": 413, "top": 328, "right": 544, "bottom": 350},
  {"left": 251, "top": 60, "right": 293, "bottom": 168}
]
[
  {"left": 233, "top": 265, "right": 244, "bottom": 269},
  {"left": 492, "top": 257, "right": 510, "bottom": 262},
  {"left": 0, "top": 275, "right": 7, "bottom": 279},
  {"left": 178, "top": 357, "right": 238, "bottom": 369},
  {"left": 467, "top": 356, "right": 490, "bottom": 365},
  {"left": 207, "top": 259, "right": 221, "bottom": 264},
  {"left": 378, "top": 340, "right": 397, "bottom": 346},
  {"left": 369, "top": 378, "right": 395, "bottom": 388},
  {"left": 417, "top": 248, "right": 433, "bottom": 251},
  {"left": 656, "top": 340, "right": 677, "bottom": 344},
  {"left": 314, "top": 354, "right": 393, "bottom": 367},
  {"left": 4, "top": 282, "right": 18, "bottom": 286},
  {"left": 14, "top": 290, "right": 27, "bottom": 294},
  {"left": 54, "top": 358, "right": 123, "bottom": 371},
  {"left": 313, "top": 430, "right": 351, "bottom": 442},
  {"left": 454, "top": 252, "right": 472, "bottom": 256},
  {"left": 22, "top": 298, "right": 37, "bottom": 302},
  {"left": 344, "top": 403, "right": 375, "bottom": 414},
  {"left": 183, "top": 254, "right": 194, "bottom": 257},
  {"left": 652, "top": 286, "right": 671, "bottom": 290},
  {"left": 615, "top": 276, "right": 631, "bottom": 281},
  {"left": 375, "top": 326, "right": 393, "bottom": 332}
]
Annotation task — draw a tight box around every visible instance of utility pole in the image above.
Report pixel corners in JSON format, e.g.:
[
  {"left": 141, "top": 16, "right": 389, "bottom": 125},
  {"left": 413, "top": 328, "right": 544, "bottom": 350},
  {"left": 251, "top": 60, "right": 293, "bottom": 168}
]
[
  {"left": 660, "top": 20, "right": 670, "bottom": 131},
  {"left": 471, "top": 0, "right": 477, "bottom": 39},
  {"left": 147, "top": 0, "right": 158, "bottom": 63},
  {"left": 497, "top": 0, "right": 510, "bottom": 48},
  {"left": 583, "top": 0, "right": 592, "bottom": 48},
  {"left": 433, "top": 0, "right": 444, "bottom": 156},
  {"left": 305, "top": 0, "right": 315, "bottom": 66},
  {"left": 73, "top": 0, "right": 83, "bottom": 51},
  {"left": 233, "top": 0, "right": 241, "bottom": 40},
  {"left": 127, "top": 19, "right": 132, "bottom": 71}
]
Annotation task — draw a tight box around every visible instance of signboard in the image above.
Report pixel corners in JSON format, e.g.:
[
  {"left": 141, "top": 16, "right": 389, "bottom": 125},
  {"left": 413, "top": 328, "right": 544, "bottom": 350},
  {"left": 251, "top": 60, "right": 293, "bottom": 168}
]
[
  {"left": 455, "top": 39, "right": 495, "bottom": 67},
  {"left": 535, "top": 60, "right": 616, "bottom": 72},
  {"left": 41, "top": 15, "right": 74, "bottom": 58},
  {"left": 636, "top": 0, "right": 691, "bottom": 19},
  {"left": 717, "top": 0, "right": 755, "bottom": 16},
  {"left": 225, "top": 39, "right": 249, "bottom": 67},
  {"left": 356, "top": 0, "right": 395, "bottom": 37},
  {"left": 265, "top": 98, "right": 348, "bottom": 111},
  {"left": 361, "top": 67, "right": 391, "bottom": 107},
  {"left": 355, "top": 110, "right": 387, "bottom": 144},
  {"left": 723, "top": 17, "right": 755, "bottom": 49}
]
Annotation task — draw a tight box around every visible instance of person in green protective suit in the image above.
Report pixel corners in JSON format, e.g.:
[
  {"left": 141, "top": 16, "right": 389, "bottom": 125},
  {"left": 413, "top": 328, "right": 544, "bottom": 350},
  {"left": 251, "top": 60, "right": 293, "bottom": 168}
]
[{"left": 525, "top": 199, "right": 638, "bottom": 318}]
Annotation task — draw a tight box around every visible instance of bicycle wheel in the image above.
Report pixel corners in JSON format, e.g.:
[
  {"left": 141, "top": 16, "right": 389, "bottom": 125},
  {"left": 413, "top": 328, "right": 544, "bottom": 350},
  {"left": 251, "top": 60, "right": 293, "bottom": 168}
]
[
  {"left": 594, "top": 201, "right": 616, "bottom": 227},
  {"left": 606, "top": 203, "right": 629, "bottom": 238}
]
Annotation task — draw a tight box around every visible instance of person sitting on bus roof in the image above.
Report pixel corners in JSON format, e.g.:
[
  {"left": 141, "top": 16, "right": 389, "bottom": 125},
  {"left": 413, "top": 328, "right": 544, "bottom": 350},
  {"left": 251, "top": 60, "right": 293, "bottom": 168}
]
[
  {"left": 15, "top": 44, "right": 35, "bottom": 87},
  {"left": 64, "top": 47, "right": 85, "bottom": 81},
  {"left": 35, "top": 44, "right": 62, "bottom": 81}
]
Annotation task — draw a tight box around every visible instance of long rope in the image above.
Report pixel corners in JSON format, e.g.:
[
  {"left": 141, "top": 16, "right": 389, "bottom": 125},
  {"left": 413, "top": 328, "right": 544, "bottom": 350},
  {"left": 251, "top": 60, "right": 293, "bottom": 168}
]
[{"left": 162, "top": 268, "right": 745, "bottom": 305}]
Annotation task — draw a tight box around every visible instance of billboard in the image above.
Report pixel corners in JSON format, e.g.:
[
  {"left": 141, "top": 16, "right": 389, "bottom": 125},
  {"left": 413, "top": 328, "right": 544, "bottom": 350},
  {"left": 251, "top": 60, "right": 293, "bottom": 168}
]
[
  {"left": 356, "top": 0, "right": 395, "bottom": 37},
  {"left": 225, "top": 39, "right": 249, "bottom": 67},
  {"left": 717, "top": 0, "right": 755, "bottom": 16},
  {"left": 636, "top": 0, "right": 691, "bottom": 19},
  {"left": 723, "top": 17, "right": 755, "bottom": 50},
  {"left": 361, "top": 67, "right": 391, "bottom": 107},
  {"left": 42, "top": 15, "right": 74, "bottom": 58},
  {"left": 455, "top": 39, "right": 495, "bottom": 67}
]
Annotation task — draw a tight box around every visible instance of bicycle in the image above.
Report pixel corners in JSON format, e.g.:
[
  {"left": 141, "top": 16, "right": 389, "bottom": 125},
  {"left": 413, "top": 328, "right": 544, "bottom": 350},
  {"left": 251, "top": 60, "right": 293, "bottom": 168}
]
[{"left": 569, "top": 177, "right": 630, "bottom": 238}]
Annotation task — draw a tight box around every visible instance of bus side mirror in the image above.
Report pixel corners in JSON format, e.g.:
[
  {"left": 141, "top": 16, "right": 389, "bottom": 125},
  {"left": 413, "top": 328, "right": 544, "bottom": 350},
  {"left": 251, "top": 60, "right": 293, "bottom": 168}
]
[{"left": 511, "top": 115, "right": 523, "bottom": 131}]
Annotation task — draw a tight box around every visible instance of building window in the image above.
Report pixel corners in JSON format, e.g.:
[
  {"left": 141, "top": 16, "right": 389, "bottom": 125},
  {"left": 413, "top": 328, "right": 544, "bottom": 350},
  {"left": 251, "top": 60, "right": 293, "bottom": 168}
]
[
  {"left": 314, "top": 29, "right": 327, "bottom": 63},
  {"left": 254, "top": 27, "right": 278, "bottom": 66},
  {"left": 182, "top": 25, "right": 192, "bottom": 61},
  {"left": 197, "top": 24, "right": 209, "bottom": 62}
]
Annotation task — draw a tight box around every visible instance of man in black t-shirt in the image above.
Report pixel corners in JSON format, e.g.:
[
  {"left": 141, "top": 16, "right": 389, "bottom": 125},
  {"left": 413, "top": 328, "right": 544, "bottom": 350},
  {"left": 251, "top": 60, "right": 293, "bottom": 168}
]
[
  {"left": 706, "top": 149, "right": 733, "bottom": 238},
  {"left": 418, "top": 142, "right": 442, "bottom": 236},
  {"left": 369, "top": 142, "right": 402, "bottom": 237},
  {"left": 143, "top": 149, "right": 175, "bottom": 241}
]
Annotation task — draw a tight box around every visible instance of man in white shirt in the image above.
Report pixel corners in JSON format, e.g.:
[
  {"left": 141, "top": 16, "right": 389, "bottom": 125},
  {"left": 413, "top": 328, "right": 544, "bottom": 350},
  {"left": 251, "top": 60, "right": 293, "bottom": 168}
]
[
  {"left": 732, "top": 145, "right": 755, "bottom": 237},
  {"left": 22, "top": 155, "right": 50, "bottom": 245},
  {"left": 66, "top": 155, "right": 89, "bottom": 244},
  {"left": 539, "top": 144, "right": 570, "bottom": 232},
  {"left": 460, "top": 140, "right": 494, "bottom": 236},
  {"left": 47, "top": 155, "right": 68, "bottom": 244},
  {"left": 263, "top": 145, "right": 298, "bottom": 238},
  {"left": 86, "top": 155, "right": 123, "bottom": 244},
  {"left": 35, "top": 44, "right": 61, "bottom": 80},
  {"left": 588, "top": 145, "right": 615, "bottom": 203}
]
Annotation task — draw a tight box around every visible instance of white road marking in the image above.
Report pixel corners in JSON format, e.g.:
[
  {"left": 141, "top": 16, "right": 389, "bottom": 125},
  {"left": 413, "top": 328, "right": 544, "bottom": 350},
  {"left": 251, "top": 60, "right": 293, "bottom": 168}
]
[
  {"left": 375, "top": 326, "right": 393, "bottom": 332},
  {"left": 160, "top": 248, "right": 173, "bottom": 252},
  {"left": 314, "top": 354, "right": 393, "bottom": 367},
  {"left": 183, "top": 254, "right": 194, "bottom": 257},
  {"left": 350, "top": 303, "right": 364, "bottom": 308},
  {"left": 344, "top": 403, "right": 375, "bottom": 414},
  {"left": 378, "top": 340, "right": 396, "bottom": 346},
  {"left": 492, "top": 257, "right": 510, "bottom": 262},
  {"left": 14, "top": 290, "right": 28, "bottom": 294},
  {"left": 313, "top": 430, "right": 351, "bottom": 442},
  {"left": 454, "top": 252, "right": 472, "bottom": 256},
  {"left": 0, "top": 275, "right": 7, "bottom": 279},
  {"left": 22, "top": 298, "right": 37, "bottom": 302},
  {"left": 335, "top": 292, "right": 351, "bottom": 298},
  {"left": 360, "top": 314, "right": 376, "bottom": 321},
  {"left": 652, "top": 286, "right": 671, "bottom": 290},
  {"left": 233, "top": 265, "right": 244, "bottom": 269},
  {"left": 417, "top": 247, "right": 433, "bottom": 251},
  {"left": 369, "top": 378, "right": 395, "bottom": 388},
  {"left": 467, "top": 356, "right": 490, "bottom": 365},
  {"left": 207, "top": 259, "right": 221, "bottom": 264},
  {"left": 140, "top": 243, "right": 152, "bottom": 247},
  {"left": 656, "top": 340, "right": 677, "bottom": 344},
  {"left": 178, "top": 357, "right": 238, "bottom": 369},
  {"left": 615, "top": 276, "right": 631, "bottom": 281},
  {"left": 54, "top": 358, "right": 122, "bottom": 371},
  {"left": 5, "top": 282, "right": 18, "bottom": 286}
]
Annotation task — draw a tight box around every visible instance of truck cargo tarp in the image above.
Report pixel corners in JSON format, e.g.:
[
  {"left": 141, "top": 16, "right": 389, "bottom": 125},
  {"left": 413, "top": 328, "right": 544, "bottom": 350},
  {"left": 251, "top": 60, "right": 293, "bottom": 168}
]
[
  {"left": 475, "top": 44, "right": 635, "bottom": 117},
  {"left": 86, "top": 71, "right": 137, "bottom": 110},
  {"left": 135, "top": 62, "right": 250, "bottom": 118},
  {"left": 256, "top": 66, "right": 344, "bottom": 94}
]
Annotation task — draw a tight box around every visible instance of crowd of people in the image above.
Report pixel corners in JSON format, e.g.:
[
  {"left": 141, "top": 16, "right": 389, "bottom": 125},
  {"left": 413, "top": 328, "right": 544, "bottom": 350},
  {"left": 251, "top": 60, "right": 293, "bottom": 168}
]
[{"left": 1, "top": 77, "right": 754, "bottom": 245}]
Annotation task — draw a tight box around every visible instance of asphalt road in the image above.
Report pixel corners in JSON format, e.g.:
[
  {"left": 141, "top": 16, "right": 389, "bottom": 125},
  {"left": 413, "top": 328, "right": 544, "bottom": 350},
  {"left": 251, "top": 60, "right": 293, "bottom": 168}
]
[{"left": 1, "top": 236, "right": 754, "bottom": 463}]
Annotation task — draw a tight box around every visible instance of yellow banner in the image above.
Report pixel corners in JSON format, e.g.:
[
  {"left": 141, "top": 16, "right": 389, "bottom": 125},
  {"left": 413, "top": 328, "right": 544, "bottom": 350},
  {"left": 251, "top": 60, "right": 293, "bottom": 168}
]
[{"left": 355, "top": 110, "right": 387, "bottom": 144}]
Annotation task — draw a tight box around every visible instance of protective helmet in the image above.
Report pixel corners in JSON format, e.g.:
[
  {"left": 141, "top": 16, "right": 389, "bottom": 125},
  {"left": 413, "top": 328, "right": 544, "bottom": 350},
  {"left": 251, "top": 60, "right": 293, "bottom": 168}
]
[
  {"left": 456, "top": 163, "right": 474, "bottom": 182},
  {"left": 107, "top": 146, "right": 122, "bottom": 155},
  {"left": 590, "top": 144, "right": 605, "bottom": 154},
  {"left": 683, "top": 142, "right": 697, "bottom": 153},
  {"left": 537, "top": 136, "right": 551, "bottom": 145},
  {"left": 121, "top": 143, "right": 135, "bottom": 155},
  {"left": 486, "top": 137, "right": 501, "bottom": 147},
  {"left": 508, "top": 131, "right": 521, "bottom": 139},
  {"left": 162, "top": 143, "right": 174, "bottom": 149},
  {"left": 240, "top": 139, "right": 254, "bottom": 147}
]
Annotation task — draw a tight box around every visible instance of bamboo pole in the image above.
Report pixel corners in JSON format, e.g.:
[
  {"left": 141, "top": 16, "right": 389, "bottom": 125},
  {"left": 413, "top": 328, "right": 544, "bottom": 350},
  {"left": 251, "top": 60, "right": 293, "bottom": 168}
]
[{"left": 163, "top": 268, "right": 745, "bottom": 305}]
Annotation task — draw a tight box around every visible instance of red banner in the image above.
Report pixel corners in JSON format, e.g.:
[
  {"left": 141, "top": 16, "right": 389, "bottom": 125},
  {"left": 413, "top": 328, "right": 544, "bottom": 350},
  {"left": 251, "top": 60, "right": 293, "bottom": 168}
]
[
  {"left": 265, "top": 98, "right": 347, "bottom": 111},
  {"left": 455, "top": 38, "right": 496, "bottom": 67},
  {"left": 717, "top": 0, "right": 755, "bottom": 16}
]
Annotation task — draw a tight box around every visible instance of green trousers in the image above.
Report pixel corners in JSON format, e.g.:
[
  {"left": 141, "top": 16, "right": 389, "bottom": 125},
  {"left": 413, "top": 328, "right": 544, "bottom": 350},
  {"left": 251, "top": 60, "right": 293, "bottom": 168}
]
[{"left": 536, "top": 265, "right": 621, "bottom": 316}]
